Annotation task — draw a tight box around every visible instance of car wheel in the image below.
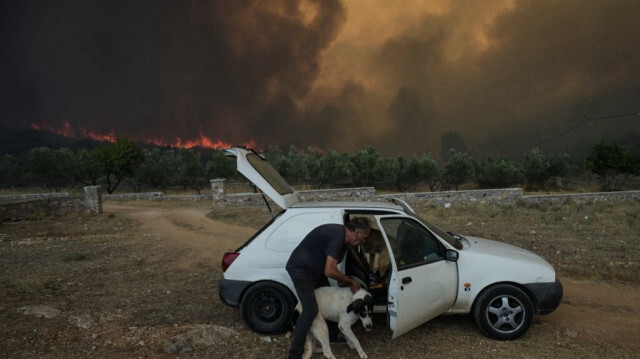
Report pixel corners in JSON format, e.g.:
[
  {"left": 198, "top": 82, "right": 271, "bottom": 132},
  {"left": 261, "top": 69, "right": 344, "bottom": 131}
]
[
  {"left": 473, "top": 284, "right": 533, "bottom": 340},
  {"left": 241, "top": 282, "right": 296, "bottom": 335}
]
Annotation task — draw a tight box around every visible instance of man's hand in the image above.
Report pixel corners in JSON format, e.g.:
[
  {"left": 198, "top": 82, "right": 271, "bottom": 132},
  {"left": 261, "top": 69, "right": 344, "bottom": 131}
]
[
  {"left": 338, "top": 279, "right": 360, "bottom": 292},
  {"left": 325, "top": 256, "right": 360, "bottom": 293}
]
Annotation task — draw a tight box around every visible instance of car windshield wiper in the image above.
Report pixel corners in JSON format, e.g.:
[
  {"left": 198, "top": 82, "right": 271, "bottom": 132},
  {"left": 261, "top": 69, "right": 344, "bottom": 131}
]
[{"left": 447, "top": 232, "right": 467, "bottom": 243}]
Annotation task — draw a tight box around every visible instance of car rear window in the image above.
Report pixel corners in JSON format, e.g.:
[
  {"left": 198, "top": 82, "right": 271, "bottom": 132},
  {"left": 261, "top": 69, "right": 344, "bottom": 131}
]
[{"left": 247, "top": 153, "right": 294, "bottom": 196}]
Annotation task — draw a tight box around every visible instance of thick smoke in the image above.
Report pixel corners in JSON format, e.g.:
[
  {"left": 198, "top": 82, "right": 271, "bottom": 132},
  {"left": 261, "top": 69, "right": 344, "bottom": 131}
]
[
  {"left": 1, "top": 0, "right": 346, "bottom": 147},
  {"left": 325, "top": 0, "right": 640, "bottom": 156},
  {"left": 1, "top": 0, "right": 639, "bottom": 157}
]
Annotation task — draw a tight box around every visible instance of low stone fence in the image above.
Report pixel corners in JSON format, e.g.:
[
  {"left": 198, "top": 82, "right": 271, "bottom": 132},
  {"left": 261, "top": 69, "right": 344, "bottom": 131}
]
[
  {"left": 165, "top": 194, "right": 212, "bottom": 201},
  {"left": 217, "top": 186, "right": 377, "bottom": 208},
  {"left": 519, "top": 190, "right": 640, "bottom": 205},
  {"left": 103, "top": 192, "right": 164, "bottom": 201},
  {"left": 0, "top": 197, "right": 85, "bottom": 221},
  {"left": 0, "top": 186, "right": 102, "bottom": 221},
  {"left": 103, "top": 192, "right": 214, "bottom": 201},
  {"left": 209, "top": 179, "right": 640, "bottom": 209},
  {"left": 4, "top": 179, "right": 640, "bottom": 222},
  {"left": 0, "top": 192, "right": 72, "bottom": 201},
  {"left": 376, "top": 188, "right": 523, "bottom": 207},
  {"left": 299, "top": 187, "right": 376, "bottom": 202}
]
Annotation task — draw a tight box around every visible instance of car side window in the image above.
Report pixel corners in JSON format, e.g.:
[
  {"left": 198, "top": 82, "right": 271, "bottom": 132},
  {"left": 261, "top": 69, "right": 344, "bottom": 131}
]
[{"left": 380, "top": 218, "right": 443, "bottom": 269}]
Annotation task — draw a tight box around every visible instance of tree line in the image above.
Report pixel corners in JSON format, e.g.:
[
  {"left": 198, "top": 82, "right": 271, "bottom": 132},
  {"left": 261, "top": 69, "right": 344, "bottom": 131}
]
[{"left": 0, "top": 139, "right": 638, "bottom": 194}]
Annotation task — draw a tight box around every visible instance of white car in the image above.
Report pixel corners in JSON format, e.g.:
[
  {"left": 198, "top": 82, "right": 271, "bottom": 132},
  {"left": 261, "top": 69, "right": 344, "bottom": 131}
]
[{"left": 218, "top": 147, "right": 562, "bottom": 340}]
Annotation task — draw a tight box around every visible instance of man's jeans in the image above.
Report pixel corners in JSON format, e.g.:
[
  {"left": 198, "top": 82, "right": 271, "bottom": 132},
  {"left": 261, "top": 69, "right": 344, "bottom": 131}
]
[
  {"left": 288, "top": 280, "right": 317, "bottom": 359},
  {"left": 287, "top": 279, "right": 339, "bottom": 359}
]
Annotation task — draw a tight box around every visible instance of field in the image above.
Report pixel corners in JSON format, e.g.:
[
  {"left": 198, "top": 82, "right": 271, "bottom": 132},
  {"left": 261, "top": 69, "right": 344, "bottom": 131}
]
[{"left": 1, "top": 199, "right": 639, "bottom": 358}]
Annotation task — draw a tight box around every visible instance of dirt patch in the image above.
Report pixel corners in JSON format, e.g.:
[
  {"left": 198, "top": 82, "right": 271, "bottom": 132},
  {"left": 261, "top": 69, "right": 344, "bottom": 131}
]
[
  {"left": 1, "top": 202, "right": 639, "bottom": 358},
  {"left": 105, "top": 205, "right": 255, "bottom": 269}
]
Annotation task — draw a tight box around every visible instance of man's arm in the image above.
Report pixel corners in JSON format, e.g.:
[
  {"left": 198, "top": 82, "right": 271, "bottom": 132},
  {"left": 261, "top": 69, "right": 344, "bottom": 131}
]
[{"left": 324, "top": 255, "right": 360, "bottom": 293}]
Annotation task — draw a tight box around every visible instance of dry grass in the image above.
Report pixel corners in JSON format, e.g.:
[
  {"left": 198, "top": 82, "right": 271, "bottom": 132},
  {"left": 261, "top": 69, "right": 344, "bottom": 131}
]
[{"left": 1, "top": 200, "right": 639, "bottom": 358}]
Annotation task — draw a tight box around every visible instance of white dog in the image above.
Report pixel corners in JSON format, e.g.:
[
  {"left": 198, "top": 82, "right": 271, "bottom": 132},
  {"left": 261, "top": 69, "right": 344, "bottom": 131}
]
[{"left": 294, "top": 287, "right": 374, "bottom": 359}]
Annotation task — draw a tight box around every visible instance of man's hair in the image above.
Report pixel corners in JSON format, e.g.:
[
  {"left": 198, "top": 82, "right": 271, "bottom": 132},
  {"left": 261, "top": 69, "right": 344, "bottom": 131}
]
[{"left": 346, "top": 217, "right": 371, "bottom": 232}]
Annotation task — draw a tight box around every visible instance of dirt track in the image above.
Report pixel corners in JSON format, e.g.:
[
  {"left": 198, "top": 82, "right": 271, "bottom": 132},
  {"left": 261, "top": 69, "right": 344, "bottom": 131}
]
[{"left": 1, "top": 203, "right": 639, "bottom": 358}]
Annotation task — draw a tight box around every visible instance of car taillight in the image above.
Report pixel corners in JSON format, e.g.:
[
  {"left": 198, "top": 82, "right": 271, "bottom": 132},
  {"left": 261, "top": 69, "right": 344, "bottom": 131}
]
[{"left": 222, "top": 252, "right": 240, "bottom": 272}]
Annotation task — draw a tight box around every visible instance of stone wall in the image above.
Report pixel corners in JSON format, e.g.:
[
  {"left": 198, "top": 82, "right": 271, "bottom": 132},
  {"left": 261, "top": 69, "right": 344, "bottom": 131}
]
[
  {"left": 0, "top": 186, "right": 102, "bottom": 221},
  {"left": 222, "top": 193, "right": 272, "bottom": 207},
  {"left": 208, "top": 179, "right": 640, "bottom": 209},
  {"left": 299, "top": 187, "right": 376, "bottom": 202},
  {"left": 212, "top": 183, "right": 376, "bottom": 209},
  {"left": 0, "top": 197, "right": 86, "bottom": 221},
  {"left": 376, "top": 188, "right": 523, "bottom": 206},
  {"left": 519, "top": 190, "right": 640, "bottom": 205},
  {"left": 102, "top": 192, "right": 213, "bottom": 201},
  {"left": 103, "top": 192, "right": 164, "bottom": 201},
  {"left": 4, "top": 179, "right": 640, "bottom": 222},
  {"left": 83, "top": 186, "right": 103, "bottom": 215},
  {"left": 0, "top": 192, "right": 72, "bottom": 201},
  {"left": 215, "top": 187, "right": 521, "bottom": 209}
]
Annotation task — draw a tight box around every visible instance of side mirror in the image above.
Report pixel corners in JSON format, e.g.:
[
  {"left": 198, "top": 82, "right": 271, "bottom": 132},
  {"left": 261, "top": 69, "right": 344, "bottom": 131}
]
[{"left": 445, "top": 249, "right": 459, "bottom": 262}]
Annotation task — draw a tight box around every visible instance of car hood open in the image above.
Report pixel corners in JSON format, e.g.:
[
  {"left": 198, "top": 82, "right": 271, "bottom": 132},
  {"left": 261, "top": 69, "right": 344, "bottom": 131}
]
[{"left": 225, "top": 147, "right": 299, "bottom": 209}]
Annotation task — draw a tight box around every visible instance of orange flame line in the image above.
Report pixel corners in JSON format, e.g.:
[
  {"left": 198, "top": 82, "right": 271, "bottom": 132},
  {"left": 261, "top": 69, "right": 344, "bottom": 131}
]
[{"left": 26, "top": 120, "right": 257, "bottom": 150}]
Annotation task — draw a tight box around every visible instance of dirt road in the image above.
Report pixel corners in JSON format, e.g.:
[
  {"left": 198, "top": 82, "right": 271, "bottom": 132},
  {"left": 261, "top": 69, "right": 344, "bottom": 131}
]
[
  {"left": 106, "top": 204, "right": 640, "bottom": 355},
  {"left": 105, "top": 204, "right": 256, "bottom": 269}
]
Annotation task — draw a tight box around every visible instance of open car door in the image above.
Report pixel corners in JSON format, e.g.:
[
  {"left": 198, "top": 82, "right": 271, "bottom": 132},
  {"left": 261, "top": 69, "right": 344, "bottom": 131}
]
[
  {"left": 376, "top": 215, "right": 459, "bottom": 338},
  {"left": 224, "top": 147, "right": 299, "bottom": 209}
]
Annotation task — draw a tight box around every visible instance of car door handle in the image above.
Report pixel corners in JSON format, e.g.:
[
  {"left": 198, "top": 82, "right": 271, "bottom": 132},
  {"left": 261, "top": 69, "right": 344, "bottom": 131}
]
[{"left": 402, "top": 277, "right": 412, "bottom": 285}]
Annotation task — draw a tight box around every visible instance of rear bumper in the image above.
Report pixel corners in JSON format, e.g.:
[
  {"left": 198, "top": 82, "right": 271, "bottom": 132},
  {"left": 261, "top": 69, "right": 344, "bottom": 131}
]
[
  {"left": 218, "top": 277, "right": 252, "bottom": 307},
  {"left": 524, "top": 279, "right": 563, "bottom": 315}
]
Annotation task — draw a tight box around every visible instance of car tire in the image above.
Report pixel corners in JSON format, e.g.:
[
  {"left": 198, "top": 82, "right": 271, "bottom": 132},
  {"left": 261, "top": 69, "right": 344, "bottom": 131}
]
[
  {"left": 240, "top": 282, "right": 296, "bottom": 335},
  {"left": 473, "top": 284, "right": 534, "bottom": 340}
]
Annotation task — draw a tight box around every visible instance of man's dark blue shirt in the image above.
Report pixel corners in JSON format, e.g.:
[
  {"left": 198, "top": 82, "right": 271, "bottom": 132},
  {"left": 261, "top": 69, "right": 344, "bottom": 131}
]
[{"left": 286, "top": 223, "right": 346, "bottom": 282}]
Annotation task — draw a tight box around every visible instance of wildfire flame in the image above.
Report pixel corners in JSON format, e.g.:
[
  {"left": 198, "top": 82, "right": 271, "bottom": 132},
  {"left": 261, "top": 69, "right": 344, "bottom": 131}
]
[
  {"left": 29, "top": 120, "right": 115, "bottom": 143},
  {"left": 26, "top": 120, "right": 256, "bottom": 150}
]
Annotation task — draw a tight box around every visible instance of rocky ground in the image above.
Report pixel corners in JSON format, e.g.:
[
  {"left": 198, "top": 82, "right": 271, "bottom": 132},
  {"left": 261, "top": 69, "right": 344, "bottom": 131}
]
[{"left": 1, "top": 200, "right": 639, "bottom": 358}]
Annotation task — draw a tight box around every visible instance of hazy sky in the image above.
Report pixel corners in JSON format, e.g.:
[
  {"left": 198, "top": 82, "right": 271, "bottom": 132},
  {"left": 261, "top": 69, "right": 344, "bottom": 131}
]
[{"left": 2, "top": 0, "right": 639, "bottom": 156}]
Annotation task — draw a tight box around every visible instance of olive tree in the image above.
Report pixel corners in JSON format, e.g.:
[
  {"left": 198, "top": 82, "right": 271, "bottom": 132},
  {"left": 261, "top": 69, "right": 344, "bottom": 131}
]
[
  {"left": 74, "top": 148, "right": 101, "bottom": 186},
  {"left": 315, "top": 150, "right": 354, "bottom": 188},
  {"left": 175, "top": 148, "right": 205, "bottom": 194},
  {"left": 349, "top": 146, "right": 382, "bottom": 187},
  {"left": 587, "top": 140, "right": 638, "bottom": 191},
  {"left": 91, "top": 139, "right": 144, "bottom": 194},
  {"left": 522, "top": 148, "right": 571, "bottom": 190},
  {"left": 397, "top": 154, "right": 440, "bottom": 191},
  {"left": 442, "top": 149, "right": 475, "bottom": 190},
  {"left": 0, "top": 154, "right": 23, "bottom": 188},
  {"left": 206, "top": 149, "right": 236, "bottom": 181},
  {"left": 25, "top": 147, "right": 77, "bottom": 192},
  {"left": 476, "top": 157, "right": 522, "bottom": 189}
]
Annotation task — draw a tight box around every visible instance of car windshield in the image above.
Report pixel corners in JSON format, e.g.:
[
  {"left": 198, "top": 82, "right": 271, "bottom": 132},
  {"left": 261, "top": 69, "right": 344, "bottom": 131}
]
[
  {"left": 412, "top": 214, "right": 462, "bottom": 250},
  {"left": 393, "top": 200, "right": 462, "bottom": 250}
]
